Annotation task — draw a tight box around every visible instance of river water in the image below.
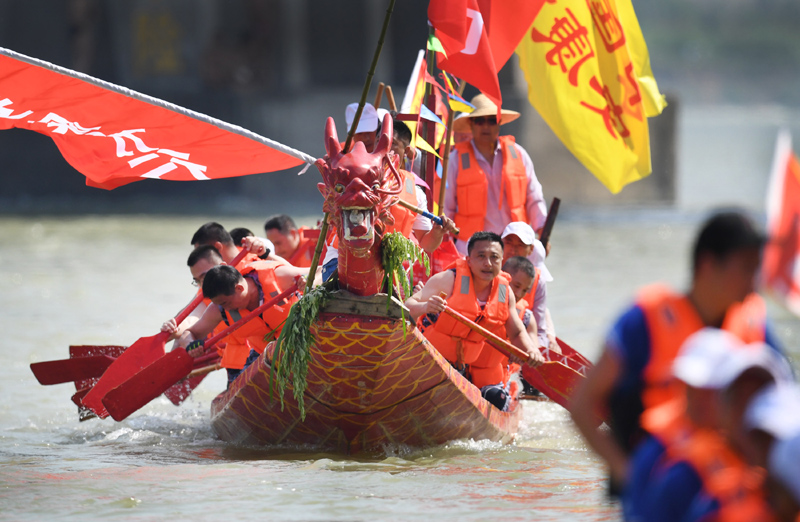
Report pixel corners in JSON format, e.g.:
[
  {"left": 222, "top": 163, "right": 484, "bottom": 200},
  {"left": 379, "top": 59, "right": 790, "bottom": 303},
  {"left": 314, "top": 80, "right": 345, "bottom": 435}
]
[{"left": 2, "top": 212, "right": 797, "bottom": 521}]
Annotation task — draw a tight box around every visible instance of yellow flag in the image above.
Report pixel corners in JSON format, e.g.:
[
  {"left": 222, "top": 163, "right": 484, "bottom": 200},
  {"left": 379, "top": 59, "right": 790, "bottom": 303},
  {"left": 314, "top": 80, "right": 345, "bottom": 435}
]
[{"left": 515, "top": 0, "right": 666, "bottom": 193}]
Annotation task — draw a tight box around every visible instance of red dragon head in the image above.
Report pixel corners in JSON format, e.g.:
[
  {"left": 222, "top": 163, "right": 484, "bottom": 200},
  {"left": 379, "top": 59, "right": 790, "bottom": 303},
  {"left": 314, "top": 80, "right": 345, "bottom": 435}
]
[{"left": 316, "top": 114, "right": 401, "bottom": 254}]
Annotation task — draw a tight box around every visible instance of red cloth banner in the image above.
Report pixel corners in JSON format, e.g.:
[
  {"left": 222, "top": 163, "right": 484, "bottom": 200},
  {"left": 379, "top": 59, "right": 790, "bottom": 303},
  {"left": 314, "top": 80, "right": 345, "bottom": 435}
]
[
  {"left": 0, "top": 48, "right": 313, "bottom": 189},
  {"left": 762, "top": 130, "right": 800, "bottom": 316}
]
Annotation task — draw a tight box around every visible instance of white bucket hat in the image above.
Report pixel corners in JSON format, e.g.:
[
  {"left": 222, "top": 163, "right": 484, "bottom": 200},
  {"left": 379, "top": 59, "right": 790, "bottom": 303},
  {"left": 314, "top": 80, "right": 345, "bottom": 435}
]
[{"left": 345, "top": 102, "right": 382, "bottom": 134}]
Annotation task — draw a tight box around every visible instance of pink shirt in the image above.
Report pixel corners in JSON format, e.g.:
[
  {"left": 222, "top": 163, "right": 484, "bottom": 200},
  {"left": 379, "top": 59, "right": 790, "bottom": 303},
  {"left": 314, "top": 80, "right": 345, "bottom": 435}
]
[{"left": 444, "top": 139, "right": 547, "bottom": 255}]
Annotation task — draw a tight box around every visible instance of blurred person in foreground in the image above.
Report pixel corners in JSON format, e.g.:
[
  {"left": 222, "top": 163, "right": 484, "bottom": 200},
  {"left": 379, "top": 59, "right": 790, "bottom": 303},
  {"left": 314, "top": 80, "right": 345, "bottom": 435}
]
[
  {"left": 624, "top": 328, "right": 792, "bottom": 521},
  {"left": 570, "top": 209, "right": 784, "bottom": 494},
  {"left": 742, "top": 383, "right": 800, "bottom": 522}
]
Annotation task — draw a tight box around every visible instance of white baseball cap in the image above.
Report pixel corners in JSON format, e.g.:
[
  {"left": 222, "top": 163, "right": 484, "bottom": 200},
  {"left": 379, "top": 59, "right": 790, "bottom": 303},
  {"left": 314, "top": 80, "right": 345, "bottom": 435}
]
[
  {"left": 502, "top": 222, "right": 536, "bottom": 245},
  {"left": 346, "top": 103, "right": 380, "bottom": 134},
  {"left": 769, "top": 432, "right": 800, "bottom": 504},
  {"left": 501, "top": 222, "right": 553, "bottom": 282},
  {"left": 744, "top": 383, "right": 800, "bottom": 439}
]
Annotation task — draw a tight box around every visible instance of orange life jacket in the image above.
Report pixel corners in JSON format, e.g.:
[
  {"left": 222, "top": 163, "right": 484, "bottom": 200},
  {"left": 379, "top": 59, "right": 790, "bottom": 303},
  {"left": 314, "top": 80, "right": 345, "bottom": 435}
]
[
  {"left": 387, "top": 169, "right": 420, "bottom": 239},
  {"left": 421, "top": 258, "right": 511, "bottom": 367},
  {"left": 217, "top": 260, "right": 299, "bottom": 369},
  {"left": 522, "top": 267, "right": 541, "bottom": 313},
  {"left": 452, "top": 136, "right": 529, "bottom": 239},
  {"left": 638, "top": 284, "right": 767, "bottom": 411},
  {"left": 234, "top": 251, "right": 262, "bottom": 271},
  {"left": 286, "top": 227, "right": 319, "bottom": 268},
  {"left": 671, "top": 428, "right": 775, "bottom": 521},
  {"left": 643, "top": 397, "right": 776, "bottom": 522}
]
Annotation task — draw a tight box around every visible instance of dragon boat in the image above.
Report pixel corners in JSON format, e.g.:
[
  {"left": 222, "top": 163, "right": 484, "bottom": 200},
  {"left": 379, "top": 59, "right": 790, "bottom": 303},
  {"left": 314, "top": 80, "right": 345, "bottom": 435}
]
[{"left": 209, "top": 115, "right": 523, "bottom": 453}]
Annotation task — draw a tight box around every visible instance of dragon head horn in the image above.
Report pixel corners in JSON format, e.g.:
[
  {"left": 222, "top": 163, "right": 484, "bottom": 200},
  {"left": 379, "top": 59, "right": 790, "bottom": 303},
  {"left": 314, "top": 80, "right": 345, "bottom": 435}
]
[
  {"left": 373, "top": 112, "right": 393, "bottom": 158},
  {"left": 324, "top": 117, "right": 341, "bottom": 158}
]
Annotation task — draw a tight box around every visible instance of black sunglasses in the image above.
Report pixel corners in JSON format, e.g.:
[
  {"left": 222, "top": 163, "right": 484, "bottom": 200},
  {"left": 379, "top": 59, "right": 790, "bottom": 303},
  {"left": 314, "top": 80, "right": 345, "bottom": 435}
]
[{"left": 472, "top": 116, "right": 498, "bottom": 126}]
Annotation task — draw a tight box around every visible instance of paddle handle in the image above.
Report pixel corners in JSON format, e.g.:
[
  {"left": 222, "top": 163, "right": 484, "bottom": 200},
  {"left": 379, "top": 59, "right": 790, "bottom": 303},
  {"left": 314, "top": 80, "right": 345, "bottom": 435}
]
[
  {"left": 187, "top": 363, "right": 220, "bottom": 379},
  {"left": 437, "top": 292, "right": 529, "bottom": 362},
  {"left": 386, "top": 85, "right": 397, "bottom": 111},
  {"left": 374, "top": 82, "right": 385, "bottom": 108},
  {"left": 201, "top": 283, "right": 299, "bottom": 352},
  {"left": 396, "top": 199, "right": 459, "bottom": 235},
  {"left": 173, "top": 248, "right": 250, "bottom": 326},
  {"left": 538, "top": 197, "right": 560, "bottom": 247}
]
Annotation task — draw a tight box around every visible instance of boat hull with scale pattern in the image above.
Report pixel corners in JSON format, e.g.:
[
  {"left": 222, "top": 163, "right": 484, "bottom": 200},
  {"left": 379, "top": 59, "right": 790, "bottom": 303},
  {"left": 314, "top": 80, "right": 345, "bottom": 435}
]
[{"left": 209, "top": 292, "right": 521, "bottom": 454}]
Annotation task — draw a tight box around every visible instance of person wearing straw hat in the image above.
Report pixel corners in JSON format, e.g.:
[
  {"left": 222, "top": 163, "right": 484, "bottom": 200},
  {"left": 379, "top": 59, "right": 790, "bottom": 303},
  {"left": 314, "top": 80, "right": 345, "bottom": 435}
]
[{"left": 444, "top": 94, "right": 547, "bottom": 256}]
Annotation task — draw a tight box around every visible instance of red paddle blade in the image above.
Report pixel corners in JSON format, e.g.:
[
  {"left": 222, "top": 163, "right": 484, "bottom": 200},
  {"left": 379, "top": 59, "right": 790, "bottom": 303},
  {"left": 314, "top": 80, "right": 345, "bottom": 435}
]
[
  {"left": 163, "top": 373, "right": 208, "bottom": 405},
  {"left": 30, "top": 355, "right": 116, "bottom": 385},
  {"left": 102, "top": 349, "right": 194, "bottom": 421},
  {"left": 521, "top": 361, "right": 584, "bottom": 410},
  {"left": 554, "top": 337, "right": 593, "bottom": 374},
  {"left": 81, "top": 332, "right": 169, "bottom": 418},
  {"left": 71, "top": 387, "right": 97, "bottom": 422}
]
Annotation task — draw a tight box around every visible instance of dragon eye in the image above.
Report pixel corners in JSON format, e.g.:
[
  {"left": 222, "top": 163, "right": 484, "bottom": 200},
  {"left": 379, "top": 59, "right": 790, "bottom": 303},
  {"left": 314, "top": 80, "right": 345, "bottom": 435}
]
[
  {"left": 372, "top": 182, "right": 380, "bottom": 191},
  {"left": 334, "top": 183, "right": 345, "bottom": 193}
]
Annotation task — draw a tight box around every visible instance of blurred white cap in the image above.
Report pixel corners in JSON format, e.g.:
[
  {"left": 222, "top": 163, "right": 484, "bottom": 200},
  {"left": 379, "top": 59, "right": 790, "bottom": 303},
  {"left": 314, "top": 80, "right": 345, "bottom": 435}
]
[
  {"left": 673, "top": 328, "right": 744, "bottom": 388},
  {"left": 769, "top": 432, "right": 800, "bottom": 504},
  {"left": 744, "top": 383, "right": 800, "bottom": 439},
  {"left": 345, "top": 102, "right": 379, "bottom": 134},
  {"left": 674, "top": 328, "right": 793, "bottom": 389}
]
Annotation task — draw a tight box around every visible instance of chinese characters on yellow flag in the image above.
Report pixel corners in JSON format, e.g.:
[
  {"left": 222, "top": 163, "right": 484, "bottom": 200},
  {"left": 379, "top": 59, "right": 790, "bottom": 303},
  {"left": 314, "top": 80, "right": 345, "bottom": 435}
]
[{"left": 515, "top": 0, "right": 667, "bottom": 193}]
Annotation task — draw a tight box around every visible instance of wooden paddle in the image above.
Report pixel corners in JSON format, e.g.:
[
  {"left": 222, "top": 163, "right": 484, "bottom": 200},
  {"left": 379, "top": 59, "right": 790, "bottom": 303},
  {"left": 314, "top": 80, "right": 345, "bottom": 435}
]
[
  {"left": 395, "top": 199, "right": 460, "bottom": 235},
  {"left": 101, "top": 282, "right": 299, "bottom": 421},
  {"left": 79, "top": 248, "right": 249, "bottom": 417},
  {"left": 436, "top": 293, "right": 584, "bottom": 410}
]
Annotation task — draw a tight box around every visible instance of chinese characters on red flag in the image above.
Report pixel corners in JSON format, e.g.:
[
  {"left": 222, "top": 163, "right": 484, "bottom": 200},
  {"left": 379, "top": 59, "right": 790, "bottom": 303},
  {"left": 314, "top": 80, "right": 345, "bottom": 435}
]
[
  {"left": 516, "top": 0, "right": 666, "bottom": 193},
  {"left": 0, "top": 48, "right": 313, "bottom": 190}
]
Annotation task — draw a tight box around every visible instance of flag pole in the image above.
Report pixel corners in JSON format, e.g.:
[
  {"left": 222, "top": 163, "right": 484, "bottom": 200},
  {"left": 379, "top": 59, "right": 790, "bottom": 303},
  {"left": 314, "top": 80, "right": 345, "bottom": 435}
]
[
  {"left": 437, "top": 78, "right": 466, "bottom": 216},
  {"left": 306, "top": 0, "right": 397, "bottom": 289},
  {"left": 420, "top": 25, "right": 438, "bottom": 212}
]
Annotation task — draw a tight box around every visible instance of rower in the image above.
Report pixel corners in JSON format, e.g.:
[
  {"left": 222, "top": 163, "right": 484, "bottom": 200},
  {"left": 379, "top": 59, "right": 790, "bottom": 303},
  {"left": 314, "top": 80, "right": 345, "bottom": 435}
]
[
  {"left": 405, "top": 231, "right": 544, "bottom": 411},
  {"left": 190, "top": 221, "right": 266, "bottom": 269},
  {"left": 231, "top": 227, "right": 271, "bottom": 260},
  {"left": 626, "top": 329, "right": 790, "bottom": 522},
  {"left": 502, "top": 256, "right": 542, "bottom": 341},
  {"left": 570, "top": 210, "right": 786, "bottom": 495},
  {"left": 162, "top": 263, "right": 305, "bottom": 389},
  {"left": 500, "top": 222, "right": 559, "bottom": 353},
  {"left": 263, "top": 214, "right": 317, "bottom": 268}
]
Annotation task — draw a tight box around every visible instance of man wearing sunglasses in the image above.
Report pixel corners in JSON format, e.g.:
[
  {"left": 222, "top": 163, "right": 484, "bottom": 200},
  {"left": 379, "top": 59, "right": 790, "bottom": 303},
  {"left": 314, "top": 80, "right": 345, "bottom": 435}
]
[{"left": 444, "top": 94, "right": 548, "bottom": 256}]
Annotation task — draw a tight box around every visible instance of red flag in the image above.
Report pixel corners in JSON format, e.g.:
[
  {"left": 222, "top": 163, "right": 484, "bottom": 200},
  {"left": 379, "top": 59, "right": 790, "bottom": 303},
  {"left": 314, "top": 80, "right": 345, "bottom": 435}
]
[
  {"left": 428, "top": 0, "right": 469, "bottom": 51},
  {"left": 762, "top": 130, "right": 800, "bottom": 315},
  {"left": 0, "top": 48, "right": 313, "bottom": 190},
  {"left": 477, "top": 0, "right": 546, "bottom": 70},
  {"left": 432, "top": 0, "right": 502, "bottom": 109}
]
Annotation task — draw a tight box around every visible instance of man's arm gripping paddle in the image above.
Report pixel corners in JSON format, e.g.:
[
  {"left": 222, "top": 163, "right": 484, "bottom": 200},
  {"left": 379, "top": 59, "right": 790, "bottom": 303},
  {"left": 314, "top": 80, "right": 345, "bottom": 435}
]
[
  {"left": 78, "top": 248, "right": 249, "bottom": 418},
  {"left": 435, "top": 292, "right": 585, "bottom": 411},
  {"left": 101, "top": 282, "right": 299, "bottom": 421}
]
